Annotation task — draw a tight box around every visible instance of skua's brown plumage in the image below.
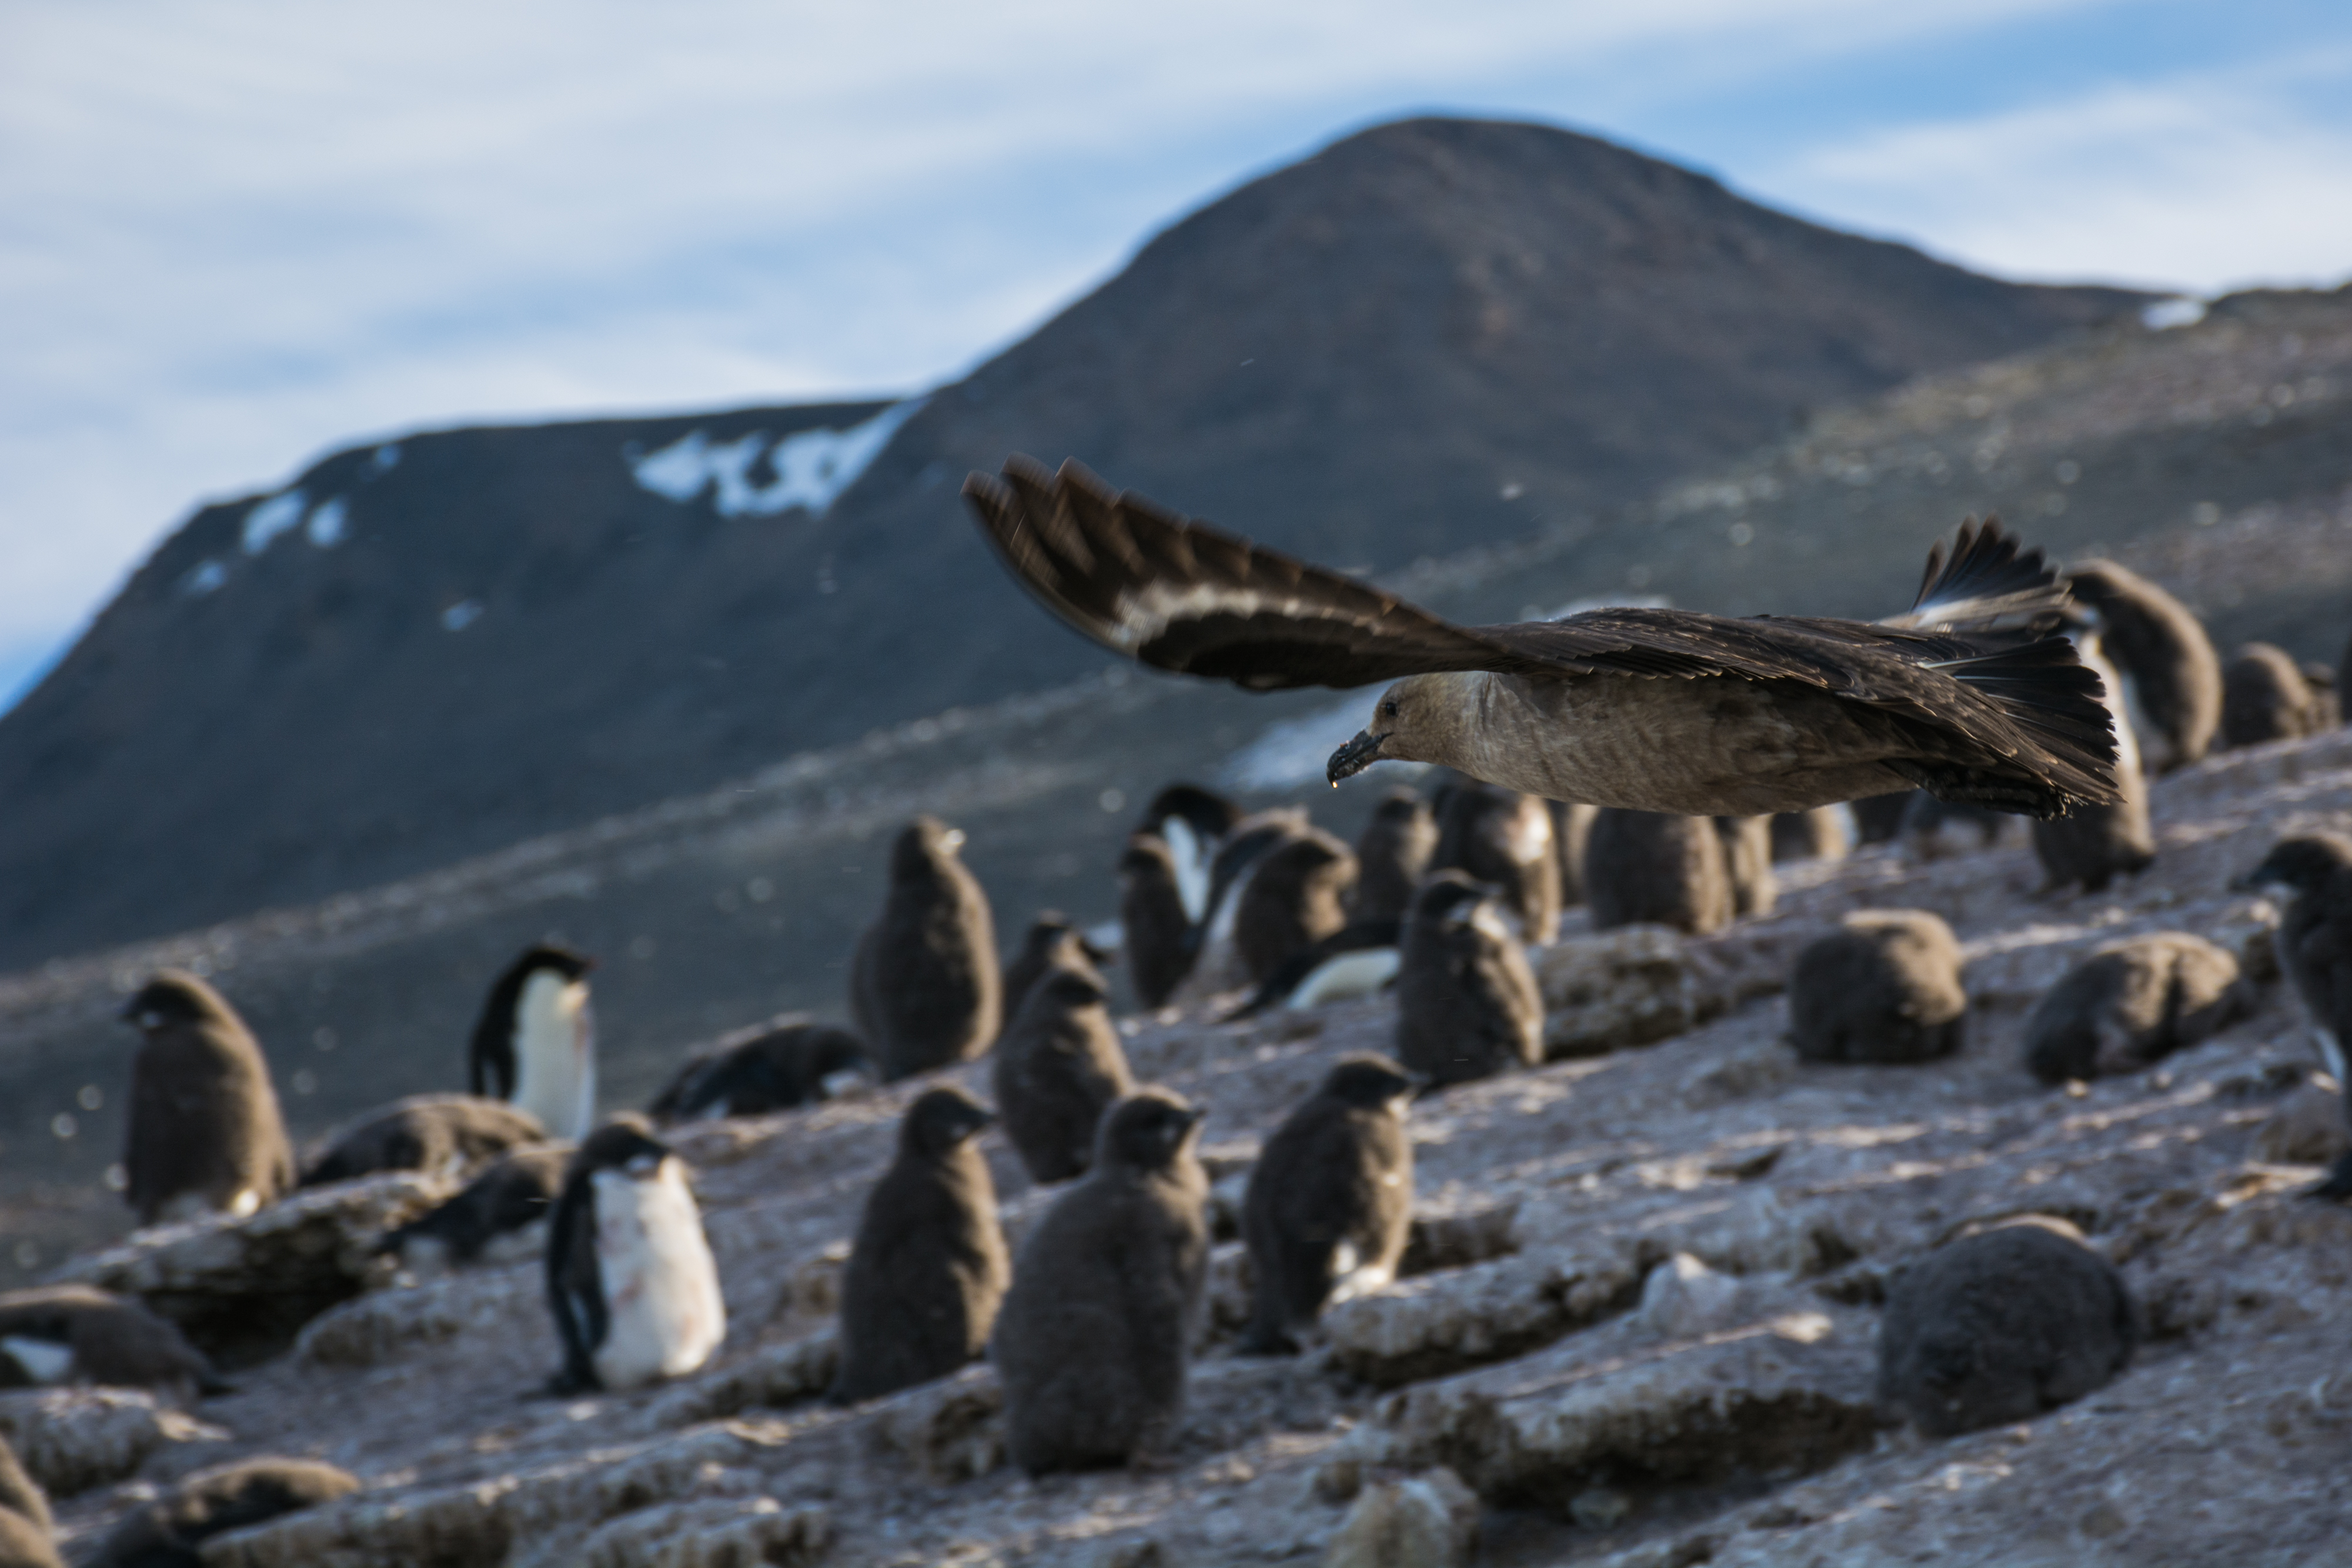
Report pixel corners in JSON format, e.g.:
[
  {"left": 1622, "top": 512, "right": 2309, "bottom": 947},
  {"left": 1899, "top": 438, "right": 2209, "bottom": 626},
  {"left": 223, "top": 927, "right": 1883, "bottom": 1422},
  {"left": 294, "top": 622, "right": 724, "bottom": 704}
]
[{"left": 965, "top": 458, "right": 2117, "bottom": 819}]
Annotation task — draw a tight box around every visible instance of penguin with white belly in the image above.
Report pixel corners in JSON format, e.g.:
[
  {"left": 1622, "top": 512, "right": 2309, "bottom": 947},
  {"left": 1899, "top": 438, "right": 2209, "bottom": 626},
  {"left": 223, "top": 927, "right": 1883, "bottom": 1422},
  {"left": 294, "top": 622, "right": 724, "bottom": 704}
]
[
  {"left": 544, "top": 1116, "right": 725, "bottom": 1395},
  {"left": 470, "top": 944, "right": 599, "bottom": 1141}
]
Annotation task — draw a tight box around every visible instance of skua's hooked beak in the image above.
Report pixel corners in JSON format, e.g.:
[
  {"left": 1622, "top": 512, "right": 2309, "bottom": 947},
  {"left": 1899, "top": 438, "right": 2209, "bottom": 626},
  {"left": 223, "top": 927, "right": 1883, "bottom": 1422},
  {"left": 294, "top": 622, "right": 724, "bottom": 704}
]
[{"left": 1327, "top": 730, "right": 1386, "bottom": 786}]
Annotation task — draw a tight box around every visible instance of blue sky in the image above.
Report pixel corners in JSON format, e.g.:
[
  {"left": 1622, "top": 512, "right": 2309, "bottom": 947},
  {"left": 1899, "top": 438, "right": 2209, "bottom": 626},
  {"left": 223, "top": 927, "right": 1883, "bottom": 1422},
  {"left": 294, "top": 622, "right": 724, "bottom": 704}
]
[{"left": 4, "top": 0, "right": 2349, "bottom": 713}]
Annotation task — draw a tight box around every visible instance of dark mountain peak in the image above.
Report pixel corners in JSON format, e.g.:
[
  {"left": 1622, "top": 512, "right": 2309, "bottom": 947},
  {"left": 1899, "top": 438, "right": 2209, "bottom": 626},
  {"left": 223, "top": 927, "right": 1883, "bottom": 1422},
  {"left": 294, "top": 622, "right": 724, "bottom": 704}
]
[{"left": 0, "top": 115, "right": 2147, "bottom": 967}]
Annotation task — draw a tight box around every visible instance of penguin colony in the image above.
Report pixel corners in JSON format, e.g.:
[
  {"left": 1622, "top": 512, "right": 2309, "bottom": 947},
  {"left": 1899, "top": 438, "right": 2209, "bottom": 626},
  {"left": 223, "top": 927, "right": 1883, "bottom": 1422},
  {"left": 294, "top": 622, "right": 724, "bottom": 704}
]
[{"left": 35, "top": 507, "right": 2349, "bottom": 1557}]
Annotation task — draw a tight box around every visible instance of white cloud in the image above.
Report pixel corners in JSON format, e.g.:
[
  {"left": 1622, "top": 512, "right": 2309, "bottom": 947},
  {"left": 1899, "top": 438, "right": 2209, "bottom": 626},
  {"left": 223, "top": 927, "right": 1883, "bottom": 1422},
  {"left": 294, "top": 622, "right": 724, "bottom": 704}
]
[
  {"left": 1770, "top": 58, "right": 2352, "bottom": 291},
  {"left": 0, "top": 0, "right": 2344, "bottom": 711}
]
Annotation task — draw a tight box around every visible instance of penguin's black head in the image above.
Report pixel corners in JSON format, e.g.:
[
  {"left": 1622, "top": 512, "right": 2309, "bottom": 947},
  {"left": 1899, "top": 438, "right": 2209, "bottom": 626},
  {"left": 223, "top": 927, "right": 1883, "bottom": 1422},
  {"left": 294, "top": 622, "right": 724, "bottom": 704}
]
[
  {"left": 1098, "top": 1089, "right": 1204, "bottom": 1172},
  {"left": 1371, "top": 788, "right": 1429, "bottom": 825},
  {"left": 1321, "top": 1054, "right": 1423, "bottom": 1111},
  {"left": 905, "top": 1086, "right": 993, "bottom": 1157},
  {"left": 1035, "top": 964, "right": 1110, "bottom": 1011},
  {"left": 1141, "top": 783, "right": 1239, "bottom": 842},
  {"left": 512, "top": 942, "right": 595, "bottom": 984},
  {"left": 798, "top": 1025, "right": 872, "bottom": 1083},
  {"left": 121, "top": 970, "right": 227, "bottom": 1029},
  {"left": 572, "top": 1115, "right": 672, "bottom": 1178},
  {"left": 2237, "top": 833, "right": 2352, "bottom": 896},
  {"left": 1409, "top": 868, "right": 1493, "bottom": 926},
  {"left": 896, "top": 815, "right": 967, "bottom": 880}
]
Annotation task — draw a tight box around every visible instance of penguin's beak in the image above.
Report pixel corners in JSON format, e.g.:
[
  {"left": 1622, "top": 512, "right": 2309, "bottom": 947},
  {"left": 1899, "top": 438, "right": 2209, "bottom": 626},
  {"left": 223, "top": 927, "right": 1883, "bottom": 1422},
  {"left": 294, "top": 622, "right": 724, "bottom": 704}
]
[{"left": 1327, "top": 730, "right": 1386, "bottom": 786}]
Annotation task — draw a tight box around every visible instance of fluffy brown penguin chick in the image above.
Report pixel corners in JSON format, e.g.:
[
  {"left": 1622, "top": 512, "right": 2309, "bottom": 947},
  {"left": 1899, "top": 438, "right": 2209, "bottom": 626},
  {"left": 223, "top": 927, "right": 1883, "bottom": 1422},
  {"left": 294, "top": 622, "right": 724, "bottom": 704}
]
[
  {"left": 1712, "top": 815, "right": 1778, "bottom": 918},
  {"left": 850, "top": 816, "right": 1001, "bottom": 1080},
  {"left": 2221, "top": 641, "right": 2325, "bottom": 747},
  {"left": 2022, "top": 932, "right": 2254, "bottom": 1084},
  {"left": 1117, "top": 834, "right": 1194, "bottom": 1011},
  {"left": 1431, "top": 777, "right": 1561, "bottom": 942},
  {"left": 1232, "top": 825, "right": 1358, "bottom": 985},
  {"left": 2239, "top": 833, "right": 2352, "bottom": 1197},
  {"left": 992, "top": 961, "right": 1136, "bottom": 1184},
  {"left": 82, "top": 1457, "right": 359, "bottom": 1568},
  {"left": 119, "top": 971, "right": 293, "bottom": 1226},
  {"left": 1769, "top": 805, "right": 1850, "bottom": 863},
  {"left": 992, "top": 1089, "right": 1210, "bottom": 1475},
  {"left": 1394, "top": 871, "right": 1543, "bottom": 1088},
  {"left": 830, "top": 1086, "right": 1010, "bottom": 1404},
  {"left": 1351, "top": 788, "right": 1438, "bottom": 923},
  {"left": 299, "top": 1094, "right": 546, "bottom": 1188},
  {"left": 1788, "top": 910, "right": 1968, "bottom": 1065},
  {"left": 1583, "top": 810, "right": 1732, "bottom": 934},
  {"left": 1240, "top": 1055, "right": 1418, "bottom": 1355},
  {"left": 1001, "top": 910, "right": 1111, "bottom": 1021},
  {"left": 1876, "top": 1216, "right": 2136, "bottom": 1437}
]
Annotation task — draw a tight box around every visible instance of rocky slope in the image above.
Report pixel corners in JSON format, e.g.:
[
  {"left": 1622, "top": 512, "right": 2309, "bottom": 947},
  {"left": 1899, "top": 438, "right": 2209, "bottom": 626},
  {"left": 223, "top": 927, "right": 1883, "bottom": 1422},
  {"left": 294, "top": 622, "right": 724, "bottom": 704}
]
[
  {"left": 2, "top": 285, "right": 2346, "bottom": 1286},
  {"left": 0, "top": 115, "right": 2147, "bottom": 968},
  {"left": 22, "top": 726, "right": 2352, "bottom": 1566}
]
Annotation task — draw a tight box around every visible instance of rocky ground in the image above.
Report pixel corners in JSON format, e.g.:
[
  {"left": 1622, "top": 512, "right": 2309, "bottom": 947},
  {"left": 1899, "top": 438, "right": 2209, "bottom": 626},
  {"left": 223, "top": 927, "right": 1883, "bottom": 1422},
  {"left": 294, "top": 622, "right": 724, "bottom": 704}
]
[{"left": 10, "top": 726, "right": 2350, "bottom": 1566}]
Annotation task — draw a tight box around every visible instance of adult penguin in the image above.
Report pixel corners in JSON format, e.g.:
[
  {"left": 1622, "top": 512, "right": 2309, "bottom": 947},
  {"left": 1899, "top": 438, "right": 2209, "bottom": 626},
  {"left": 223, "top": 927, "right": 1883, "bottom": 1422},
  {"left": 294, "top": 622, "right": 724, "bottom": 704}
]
[
  {"left": 1430, "top": 777, "right": 1561, "bottom": 943},
  {"left": 120, "top": 972, "right": 293, "bottom": 1226},
  {"left": 544, "top": 1118, "right": 726, "bottom": 1393},
  {"left": 469, "top": 943, "right": 599, "bottom": 1141},
  {"left": 2062, "top": 560, "right": 2220, "bottom": 773},
  {"left": 850, "top": 817, "right": 1000, "bottom": 1080}
]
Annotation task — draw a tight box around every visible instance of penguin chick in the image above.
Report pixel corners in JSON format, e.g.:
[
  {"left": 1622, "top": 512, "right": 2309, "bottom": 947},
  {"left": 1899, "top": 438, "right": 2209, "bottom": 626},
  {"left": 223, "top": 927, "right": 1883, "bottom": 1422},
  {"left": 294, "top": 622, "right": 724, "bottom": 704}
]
[
  {"left": 2221, "top": 641, "right": 2324, "bottom": 747},
  {"left": 1240, "top": 1055, "right": 1417, "bottom": 1354},
  {"left": 2022, "top": 932, "right": 2254, "bottom": 1085},
  {"left": 0, "top": 1286, "right": 221, "bottom": 1409},
  {"left": 379, "top": 1144, "right": 571, "bottom": 1272},
  {"left": 1583, "top": 811, "right": 1731, "bottom": 934},
  {"left": 120, "top": 971, "right": 293, "bottom": 1226},
  {"left": 850, "top": 817, "right": 1000, "bottom": 1081},
  {"left": 299, "top": 1095, "right": 545, "bottom": 1188},
  {"left": 1769, "top": 806, "right": 1850, "bottom": 864},
  {"left": 1431, "top": 778, "right": 1561, "bottom": 943},
  {"left": 1788, "top": 910, "right": 1967, "bottom": 1065},
  {"left": 1876, "top": 1216, "right": 2135, "bottom": 1437},
  {"left": 830, "top": 1086, "right": 1010, "bottom": 1403},
  {"left": 1231, "top": 826, "right": 1358, "bottom": 986},
  {"left": 1394, "top": 871, "right": 1543, "bottom": 1088},
  {"left": 1551, "top": 800, "right": 1598, "bottom": 907},
  {"left": 993, "top": 1089, "right": 1210, "bottom": 1476},
  {"left": 1351, "top": 788, "right": 1438, "bottom": 924},
  {"left": 82, "top": 1457, "right": 358, "bottom": 1568},
  {"left": 2062, "top": 560, "right": 2220, "bottom": 773},
  {"left": 1712, "top": 815, "right": 1778, "bottom": 918},
  {"left": 2030, "top": 620, "right": 2154, "bottom": 893},
  {"left": 2238, "top": 833, "right": 2352, "bottom": 1197},
  {"left": 1899, "top": 793, "right": 2012, "bottom": 862},
  {"left": 1849, "top": 791, "right": 1915, "bottom": 845},
  {"left": 646, "top": 1019, "right": 870, "bottom": 1122},
  {"left": 1134, "top": 784, "right": 1240, "bottom": 924},
  {"left": 1188, "top": 809, "right": 1313, "bottom": 987},
  {"left": 1001, "top": 910, "right": 1112, "bottom": 1021},
  {"left": 469, "top": 943, "right": 599, "bottom": 1141},
  {"left": 545, "top": 1117, "right": 725, "bottom": 1394},
  {"left": 1118, "top": 834, "right": 1194, "bottom": 1011},
  {"left": 0, "top": 1436, "right": 55, "bottom": 1568},
  {"left": 993, "top": 962, "right": 1136, "bottom": 1185}
]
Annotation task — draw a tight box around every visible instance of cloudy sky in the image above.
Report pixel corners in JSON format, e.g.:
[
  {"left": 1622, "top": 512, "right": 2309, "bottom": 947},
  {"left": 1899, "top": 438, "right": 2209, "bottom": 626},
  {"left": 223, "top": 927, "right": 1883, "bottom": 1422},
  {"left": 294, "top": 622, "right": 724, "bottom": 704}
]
[{"left": 4, "top": 0, "right": 2349, "bottom": 711}]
